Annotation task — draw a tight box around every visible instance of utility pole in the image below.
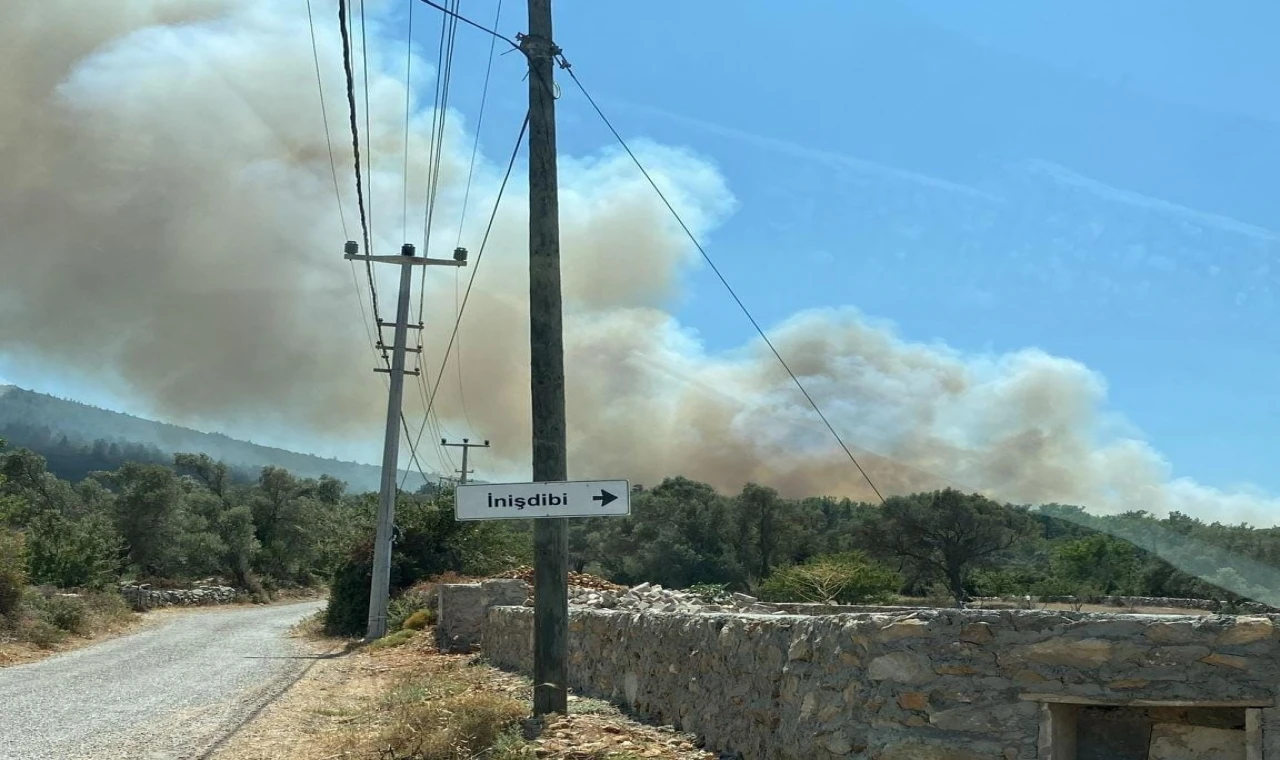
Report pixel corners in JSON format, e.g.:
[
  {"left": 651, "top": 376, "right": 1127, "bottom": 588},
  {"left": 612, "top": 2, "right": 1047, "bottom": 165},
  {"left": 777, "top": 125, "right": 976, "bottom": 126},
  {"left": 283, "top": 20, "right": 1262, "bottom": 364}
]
[
  {"left": 442, "top": 437, "right": 490, "bottom": 484},
  {"left": 345, "top": 241, "right": 467, "bottom": 640},
  {"left": 521, "top": 0, "right": 569, "bottom": 717}
]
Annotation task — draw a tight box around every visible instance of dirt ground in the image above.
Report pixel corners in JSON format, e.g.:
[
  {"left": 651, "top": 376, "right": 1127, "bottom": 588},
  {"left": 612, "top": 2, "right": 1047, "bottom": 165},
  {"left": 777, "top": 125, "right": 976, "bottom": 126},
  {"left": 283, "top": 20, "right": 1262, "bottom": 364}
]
[{"left": 210, "top": 618, "right": 718, "bottom": 760}]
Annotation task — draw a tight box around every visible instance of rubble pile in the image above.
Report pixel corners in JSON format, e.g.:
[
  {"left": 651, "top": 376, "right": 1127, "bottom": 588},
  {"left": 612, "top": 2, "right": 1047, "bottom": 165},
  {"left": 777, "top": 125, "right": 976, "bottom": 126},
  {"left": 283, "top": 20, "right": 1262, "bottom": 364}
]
[
  {"left": 523, "top": 581, "right": 785, "bottom": 615},
  {"left": 499, "top": 566, "right": 624, "bottom": 592}
]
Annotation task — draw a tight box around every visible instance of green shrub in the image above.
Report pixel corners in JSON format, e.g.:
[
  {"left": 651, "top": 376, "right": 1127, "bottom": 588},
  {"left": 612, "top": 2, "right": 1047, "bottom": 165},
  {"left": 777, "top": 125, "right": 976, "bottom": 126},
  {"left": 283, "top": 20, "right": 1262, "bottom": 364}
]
[
  {"left": 367, "top": 628, "right": 415, "bottom": 650},
  {"left": 401, "top": 609, "right": 433, "bottom": 631},
  {"left": 0, "top": 530, "right": 27, "bottom": 617},
  {"left": 324, "top": 542, "right": 373, "bottom": 636},
  {"left": 388, "top": 587, "right": 435, "bottom": 632},
  {"left": 19, "top": 618, "right": 66, "bottom": 648},
  {"left": 759, "top": 552, "right": 899, "bottom": 605},
  {"left": 687, "top": 583, "right": 732, "bottom": 604},
  {"left": 40, "top": 594, "right": 89, "bottom": 634}
]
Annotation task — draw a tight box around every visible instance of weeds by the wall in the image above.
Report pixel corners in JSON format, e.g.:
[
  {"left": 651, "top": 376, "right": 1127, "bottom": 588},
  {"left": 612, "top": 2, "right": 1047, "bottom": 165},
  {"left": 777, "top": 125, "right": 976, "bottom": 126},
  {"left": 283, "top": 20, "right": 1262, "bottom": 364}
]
[{"left": 0, "top": 587, "right": 135, "bottom": 659}]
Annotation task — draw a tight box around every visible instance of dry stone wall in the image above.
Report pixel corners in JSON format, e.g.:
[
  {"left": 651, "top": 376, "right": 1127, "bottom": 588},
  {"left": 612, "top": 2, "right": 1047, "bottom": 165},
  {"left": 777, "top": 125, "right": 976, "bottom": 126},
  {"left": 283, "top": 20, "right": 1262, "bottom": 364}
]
[
  {"left": 483, "top": 607, "right": 1280, "bottom": 759},
  {"left": 977, "top": 595, "right": 1278, "bottom": 614},
  {"left": 118, "top": 583, "right": 238, "bottom": 610}
]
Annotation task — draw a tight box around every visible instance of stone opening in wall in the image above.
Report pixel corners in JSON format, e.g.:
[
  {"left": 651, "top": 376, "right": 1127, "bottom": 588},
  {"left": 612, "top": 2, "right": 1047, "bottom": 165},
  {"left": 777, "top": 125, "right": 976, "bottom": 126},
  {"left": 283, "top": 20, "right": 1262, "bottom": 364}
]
[{"left": 1026, "top": 695, "right": 1266, "bottom": 760}]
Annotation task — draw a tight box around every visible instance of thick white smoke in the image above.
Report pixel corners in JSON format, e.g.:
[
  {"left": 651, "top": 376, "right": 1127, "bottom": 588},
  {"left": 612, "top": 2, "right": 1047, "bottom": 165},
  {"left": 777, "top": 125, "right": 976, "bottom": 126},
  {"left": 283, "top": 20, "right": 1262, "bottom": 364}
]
[{"left": 1, "top": 0, "right": 1277, "bottom": 529}]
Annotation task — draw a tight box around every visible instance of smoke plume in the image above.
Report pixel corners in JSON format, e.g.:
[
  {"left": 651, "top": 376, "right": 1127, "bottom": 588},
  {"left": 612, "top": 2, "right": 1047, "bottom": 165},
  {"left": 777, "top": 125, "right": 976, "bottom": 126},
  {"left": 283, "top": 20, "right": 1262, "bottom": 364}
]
[{"left": 1, "top": 0, "right": 1277, "bottom": 528}]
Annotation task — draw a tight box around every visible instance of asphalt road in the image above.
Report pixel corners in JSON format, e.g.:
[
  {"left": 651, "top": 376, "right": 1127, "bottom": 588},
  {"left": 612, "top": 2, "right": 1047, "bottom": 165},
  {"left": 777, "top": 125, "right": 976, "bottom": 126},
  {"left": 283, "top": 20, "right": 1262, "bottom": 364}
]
[{"left": 0, "top": 601, "right": 325, "bottom": 760}]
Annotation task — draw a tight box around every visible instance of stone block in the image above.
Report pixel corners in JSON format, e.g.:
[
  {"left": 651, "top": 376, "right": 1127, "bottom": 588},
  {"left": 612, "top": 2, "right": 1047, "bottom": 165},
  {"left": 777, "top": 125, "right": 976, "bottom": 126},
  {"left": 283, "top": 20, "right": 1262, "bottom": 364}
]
[
  {"left": 1106, "top": 678, "right": 1149, "bottom": 690},
  {"left": 1201, "top": 653, "right": 1249, "bottom": 670},
  {"left": 1146, "top": 619, "right": 1203, "bottom": 642},
  {"left": 1145, "top": 645, "right": 1212, "bottom": 666},
  {"left": 880, "top": 619, "right": 931, "bottom": 640},
  {"left": 1217, "top": 618, "right": 1276, "bottom": 646},
  {"left": 1013, "top": 637, "right": 1114, "bottom": 668},
  {"left": 877, "top": 741, "right": 993, "bottom": 759},
  {"left": 898, "top": 691, "right": 930, "bottom": 711},
  {"left": 931, "top": 706, "right": 1001, "bottom": 734},
  {"left": 868, "top": 651, "right": 934, "bottom": 684},
  {"left": 1148, "top": 723, "right": 1245, "bottom": 760}
]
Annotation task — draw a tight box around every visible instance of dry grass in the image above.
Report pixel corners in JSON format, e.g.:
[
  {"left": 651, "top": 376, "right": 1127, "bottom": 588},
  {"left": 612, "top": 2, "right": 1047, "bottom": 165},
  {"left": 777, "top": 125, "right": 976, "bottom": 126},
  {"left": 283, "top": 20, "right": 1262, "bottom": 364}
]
[
  {"left": 211, "top": 628, "right": 716, "bottom": 760},
  {"left": 0, "top": 590, "right": 144, "bottom": 667}
]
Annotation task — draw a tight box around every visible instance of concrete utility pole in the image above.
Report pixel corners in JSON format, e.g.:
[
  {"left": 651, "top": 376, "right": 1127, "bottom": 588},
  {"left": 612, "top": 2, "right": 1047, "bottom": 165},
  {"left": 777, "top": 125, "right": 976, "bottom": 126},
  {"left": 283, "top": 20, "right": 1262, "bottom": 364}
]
[
  {"left": 442, "top": 437, "right": 490, "bottom": 484},
  {"left": 521, "top": 0, "right": 569, "bottom": 717},
  {"left": 345, "top": 241, "right": 467, "bottom": 640}
]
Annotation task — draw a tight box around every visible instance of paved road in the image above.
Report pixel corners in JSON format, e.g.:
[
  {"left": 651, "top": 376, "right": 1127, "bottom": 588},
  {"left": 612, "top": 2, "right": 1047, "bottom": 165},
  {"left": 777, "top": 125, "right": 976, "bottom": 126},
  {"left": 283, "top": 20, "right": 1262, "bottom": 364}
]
[{"left": 0, "top": 601, "right": 325, "bottom": 760}]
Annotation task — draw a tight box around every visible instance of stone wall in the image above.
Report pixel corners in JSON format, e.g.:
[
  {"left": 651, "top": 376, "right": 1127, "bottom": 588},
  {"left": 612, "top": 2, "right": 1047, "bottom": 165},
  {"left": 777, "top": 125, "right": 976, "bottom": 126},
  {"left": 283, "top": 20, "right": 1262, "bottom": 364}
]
[
  {"left": 118, "top": 583, "right": 238, "bottom": 611},
  {"left": 976, "top": 595, "right": 1278, "bottom": 614},
  {"left": 483, "top": 607, "right": 1280, "bottom": 759}
]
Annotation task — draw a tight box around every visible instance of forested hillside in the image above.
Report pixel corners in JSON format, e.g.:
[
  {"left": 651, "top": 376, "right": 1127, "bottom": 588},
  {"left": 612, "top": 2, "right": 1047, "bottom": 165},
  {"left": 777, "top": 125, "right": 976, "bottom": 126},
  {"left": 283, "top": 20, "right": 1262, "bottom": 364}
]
[{"left": 0, "top": 386, "right": 430, "bottom": 490}]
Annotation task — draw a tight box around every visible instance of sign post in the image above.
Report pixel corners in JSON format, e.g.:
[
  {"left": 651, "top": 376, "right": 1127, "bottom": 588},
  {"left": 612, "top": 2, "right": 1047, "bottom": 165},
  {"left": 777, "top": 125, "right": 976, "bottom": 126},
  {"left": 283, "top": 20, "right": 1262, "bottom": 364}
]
[
  {"left": 456, "top": 480, "right": 630, "bottom": 521},
  {"left": 455, "top": 478, "right": 629, "bottom": 714}
]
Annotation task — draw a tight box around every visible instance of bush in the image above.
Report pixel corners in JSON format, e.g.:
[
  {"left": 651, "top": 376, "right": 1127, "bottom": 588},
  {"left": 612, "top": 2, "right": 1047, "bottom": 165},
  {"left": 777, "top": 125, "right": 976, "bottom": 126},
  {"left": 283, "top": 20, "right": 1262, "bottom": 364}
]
[
  {"left": 387, "top": 585, "right": 437, "bottom": 631},
  {"left": 0, "top": 530, "right": 27, "bottom": 617},
  {"left": 82, "top": 590, "right": 132, "bottom": 628},
  {"left": 401, "top": 609, "right": 433, "bottom": 631},
  {"left": 367, "top": 628, "right": 416, "bottom": 651},
  {"left": 687, "top": 583, "right": 732, "bottom": 604},
  {"left": 40, "top": 594, "right": 89, "bottom": 634},
  {"left": 18, "top": 618, "right": 66, "bottom": 648},
  {"left": 324, "top": 540, "right": 373, "bottom": 636},
  {"left": 759, "top": 553, "right": 899, "bottom": 605}
]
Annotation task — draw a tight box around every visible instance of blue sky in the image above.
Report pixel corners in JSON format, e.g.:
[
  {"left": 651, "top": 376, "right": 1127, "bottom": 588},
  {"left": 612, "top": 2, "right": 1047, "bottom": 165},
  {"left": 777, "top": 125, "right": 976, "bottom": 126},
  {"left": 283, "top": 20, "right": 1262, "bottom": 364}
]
[{"left": 419, "top": 0, "right": 1280, "bottom": 492}]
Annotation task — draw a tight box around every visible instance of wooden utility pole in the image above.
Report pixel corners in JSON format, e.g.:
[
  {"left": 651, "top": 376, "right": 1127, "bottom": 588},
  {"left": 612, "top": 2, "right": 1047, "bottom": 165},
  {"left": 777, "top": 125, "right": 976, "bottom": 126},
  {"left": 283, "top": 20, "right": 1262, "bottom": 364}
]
[
  {"left": 345, "top": 241, "right": 466, "bottom": 640},
  {"left": 521, "top": 0, "right": 569, "bottom": 717},
  {"left": 441, "top": 437, "right": 490, "bottom": 484}
]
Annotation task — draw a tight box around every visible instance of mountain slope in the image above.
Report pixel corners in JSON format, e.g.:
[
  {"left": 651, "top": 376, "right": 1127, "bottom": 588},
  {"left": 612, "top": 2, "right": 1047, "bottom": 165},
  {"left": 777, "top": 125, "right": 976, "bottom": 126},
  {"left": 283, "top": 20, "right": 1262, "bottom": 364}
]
[{"left": 0, "top": 385, "right": 430, "bottom": 491}]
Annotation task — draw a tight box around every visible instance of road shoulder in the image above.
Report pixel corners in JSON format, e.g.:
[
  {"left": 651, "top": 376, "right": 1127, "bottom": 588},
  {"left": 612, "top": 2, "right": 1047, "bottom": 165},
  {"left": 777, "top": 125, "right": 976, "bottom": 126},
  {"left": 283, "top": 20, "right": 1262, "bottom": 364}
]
[{"left": 211, "top": 619, "right": 716, "bottom": 760}]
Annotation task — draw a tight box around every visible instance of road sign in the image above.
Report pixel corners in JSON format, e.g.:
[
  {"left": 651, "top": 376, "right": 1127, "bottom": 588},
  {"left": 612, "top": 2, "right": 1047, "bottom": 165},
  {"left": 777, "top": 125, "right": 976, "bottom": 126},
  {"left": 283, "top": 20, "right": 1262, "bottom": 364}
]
[{"left": 455, "top": 479, "right": 630, "bottom": 521}]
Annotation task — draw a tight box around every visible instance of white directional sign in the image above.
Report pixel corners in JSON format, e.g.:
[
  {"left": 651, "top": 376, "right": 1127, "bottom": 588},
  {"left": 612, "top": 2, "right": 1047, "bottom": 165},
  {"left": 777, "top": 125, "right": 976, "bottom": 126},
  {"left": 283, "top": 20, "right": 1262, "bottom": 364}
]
[{"left": 455, "top": 480, "right": 631, "bottom": 521}]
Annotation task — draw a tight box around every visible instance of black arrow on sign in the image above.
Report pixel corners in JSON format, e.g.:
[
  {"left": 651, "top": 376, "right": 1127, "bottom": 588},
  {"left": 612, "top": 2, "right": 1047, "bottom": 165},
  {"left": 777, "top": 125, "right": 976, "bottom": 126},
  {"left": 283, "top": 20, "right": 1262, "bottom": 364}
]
[{"left": 593, "top": 489, "right": 618, "bottom": 507}]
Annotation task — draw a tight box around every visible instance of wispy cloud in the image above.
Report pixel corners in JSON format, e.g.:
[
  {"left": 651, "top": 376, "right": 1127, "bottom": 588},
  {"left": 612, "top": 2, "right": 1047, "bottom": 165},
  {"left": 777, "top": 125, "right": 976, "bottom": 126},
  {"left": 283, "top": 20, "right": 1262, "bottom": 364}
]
[
  {"left": 601, "top": 97, "right": 1006, "bottom": 203},
  {"left": 1026, "top": 159, "right": 1280, "bottom": 242}
]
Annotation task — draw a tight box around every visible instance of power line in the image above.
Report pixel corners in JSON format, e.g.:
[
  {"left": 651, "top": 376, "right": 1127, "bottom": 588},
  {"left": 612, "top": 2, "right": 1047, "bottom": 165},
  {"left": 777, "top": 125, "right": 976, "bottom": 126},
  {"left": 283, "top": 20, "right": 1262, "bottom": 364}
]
[
  {"left": 451, "top": 0, "right": 503, "bottom": 441},
  {"left": 359, "top": 0, "right": 374, "bottom": 250},
  {"left": 400, "top": 412, "right": 434, "bottom": 488},
  {"left": 397, "top": 1, "right": 459, "bottom": 473},
  {"left": 406, "top": 2, "right": 886, "bottom": 503},
  {"left": 454, "top": 0, "right": 504, "bottom": 248},
  {"left": 562, "top": 67, "right": 887, "bottom": 504},
  {"left": 309, "top": 0, "right": 379, "bottom": 361},
  {"left": 402, "top": 113, "right": 529, "bottom": 487},
  {"left": 419, "top": 0, "right": 460, "bottom": 289},
  {"left": 416, "top": 0, "right": 518, "bottom": 51},
  {"left": 306, "top": 0, "right": 349, "bottom": 240},
  {"left": 408, "top": 0, "right": 463, "bottom": 477},
  {"left": 401, "top": 0, "right": 414, "bottom": 242},
  {"left": 337, "top": 0, "right": 383, "bottom": 341},
  {"left": 454, "top": 270, "right": 477, "bottom": 432}
]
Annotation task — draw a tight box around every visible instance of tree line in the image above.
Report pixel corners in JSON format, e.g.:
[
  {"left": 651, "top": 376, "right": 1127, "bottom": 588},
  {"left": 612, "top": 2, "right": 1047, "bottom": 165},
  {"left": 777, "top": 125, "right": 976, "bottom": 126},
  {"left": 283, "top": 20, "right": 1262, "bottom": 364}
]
[
  {"left": 3, "top": 440, "right": 1278, "bottom": 637},
  {"left": 568, "top": 477, "right": 1280, "bottom": 608}
]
